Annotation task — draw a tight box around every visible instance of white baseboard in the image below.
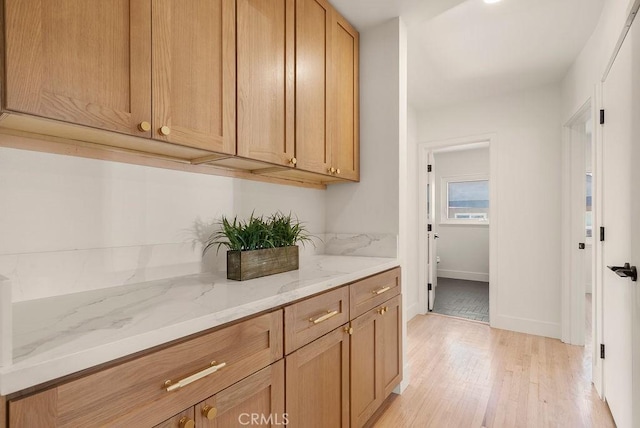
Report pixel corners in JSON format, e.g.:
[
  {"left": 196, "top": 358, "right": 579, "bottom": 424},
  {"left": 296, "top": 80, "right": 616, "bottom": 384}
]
[
  {"left": 394, "top": 363, "right": 411, "bottom": 394},
  {"left": 406, "top": 302, "right": 421, "bottom": 321},
  {"left": 437, "top": 269, "right": 489, "bottom": 282},
  {"left": 491, "top": 314, "right": 561, "bottom": 339}
]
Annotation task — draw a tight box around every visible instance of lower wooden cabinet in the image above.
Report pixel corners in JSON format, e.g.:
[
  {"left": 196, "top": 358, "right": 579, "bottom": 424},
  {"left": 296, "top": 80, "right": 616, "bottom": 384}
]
[
  {"left": 350, "top": 294, "right": 402, "bottom": 428},
  {"left": 8, "top": 311, "right": 282, "bottom": 427},
  {"left": 286, "top": 325, "right": 350, "bottom": 427},
  {"left": 5, "top": 269, "right": 402, "bottom": 428}
]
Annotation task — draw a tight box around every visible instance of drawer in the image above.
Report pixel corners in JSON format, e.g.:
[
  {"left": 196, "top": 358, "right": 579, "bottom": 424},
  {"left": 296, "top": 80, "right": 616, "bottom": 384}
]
[
  {"left": 284, "top": 286, "right": 349, "bottom": 354},
  {"left": 9, "top": 310, "right": 283, "bottom": 428},
  {"left": 350, "top": 268, "right": 401, "bottom": 319}
]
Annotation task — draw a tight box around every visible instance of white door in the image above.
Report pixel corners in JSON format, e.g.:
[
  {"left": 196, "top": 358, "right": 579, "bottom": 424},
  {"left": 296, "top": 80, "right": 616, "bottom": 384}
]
[
  {"left": 601, "top": 20, "right": 637, "bottom": 428},
  {"left": 427, "top": 151, "right": 438, "bottom": 311},
  {"left": 629, "top": 11, "right": 640, "bottom": 424}
]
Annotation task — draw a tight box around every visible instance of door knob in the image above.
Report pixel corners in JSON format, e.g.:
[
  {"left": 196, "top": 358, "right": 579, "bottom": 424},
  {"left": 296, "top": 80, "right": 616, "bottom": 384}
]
[
  {"left": 607, "top": 263, "right": 638, "bottom": 281},
  {"left": 159, "top": 125, "right": 171, "bottom": 136}
]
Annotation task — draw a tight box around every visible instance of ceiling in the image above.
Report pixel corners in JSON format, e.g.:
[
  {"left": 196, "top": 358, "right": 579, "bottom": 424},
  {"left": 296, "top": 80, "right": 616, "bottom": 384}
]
[{"left": 331, "top": 0, "right": 605, "bottom": 110}]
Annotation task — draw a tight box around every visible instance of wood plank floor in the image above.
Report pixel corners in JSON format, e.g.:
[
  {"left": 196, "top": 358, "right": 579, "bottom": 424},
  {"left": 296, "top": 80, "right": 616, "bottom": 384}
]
[{"left": 372, "top": 313, "right": 615, "bottom": 427}]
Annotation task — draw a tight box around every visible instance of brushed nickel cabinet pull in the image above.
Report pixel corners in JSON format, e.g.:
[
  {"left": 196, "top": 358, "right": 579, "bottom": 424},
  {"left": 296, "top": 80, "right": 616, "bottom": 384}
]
[
  {"left": 309, "top": 310, "right": 339, "bottom": 324},
  {"left": 165, "top": 361, "right": 227, "bottom": 392}
]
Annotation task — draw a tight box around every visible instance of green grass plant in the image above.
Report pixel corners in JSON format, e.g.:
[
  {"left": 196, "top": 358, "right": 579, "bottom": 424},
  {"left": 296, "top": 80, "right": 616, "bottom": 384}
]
[{"left": 203, "top": 212, "right": 313, "bottom": 254}]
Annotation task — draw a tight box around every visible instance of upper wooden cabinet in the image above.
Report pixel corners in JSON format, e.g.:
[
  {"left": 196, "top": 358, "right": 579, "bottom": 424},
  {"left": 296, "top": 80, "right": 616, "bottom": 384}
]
[
  {"left": 4, "top": 0, "right": 235, "bottom": 155},
  {"left": 1, "top": 0, "right": 358, "bottom": 186},
  {"left": 236, "top": 0, "right": 295, "bottom": 166},
  {"left": 4, "top": 0, "right": 152, "bottom": 137},
  {"left": 152, "top": 0, "right": 236, "bottom": 154},
  {"left": 295, "top": 0, "right": 359, "bottom": 181},
  {"left": 331, "top": 14, "right": 359, "bottom": 181}
]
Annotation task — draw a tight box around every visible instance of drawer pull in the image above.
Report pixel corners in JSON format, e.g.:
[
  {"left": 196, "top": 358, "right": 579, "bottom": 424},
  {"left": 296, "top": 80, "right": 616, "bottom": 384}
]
[
  {"left": 309, "top": 310, "right": 339, "bottom": 324},
  {"left": 179, "top": 417, "right": 195, "bottom": 428},
  {"left": 165, "top": 361, "right": 227, "bottom": 392},
  {"left": 372, "top": 286, "right": 391, "bottom": 295}
]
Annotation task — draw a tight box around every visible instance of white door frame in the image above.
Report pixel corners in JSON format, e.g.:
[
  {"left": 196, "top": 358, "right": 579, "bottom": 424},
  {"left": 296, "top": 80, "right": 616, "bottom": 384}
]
[
  {"left": 561, "top": 92, "right": 604, "bottom": 396},
  {"left": 417, "top": 134, "right": 498, "bottom": 324}
]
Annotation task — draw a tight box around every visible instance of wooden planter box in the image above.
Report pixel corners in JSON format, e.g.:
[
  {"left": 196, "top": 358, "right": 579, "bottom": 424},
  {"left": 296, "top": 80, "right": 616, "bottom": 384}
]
[{"left": 227, "top": 246, "right": 299, "bottom": 281}]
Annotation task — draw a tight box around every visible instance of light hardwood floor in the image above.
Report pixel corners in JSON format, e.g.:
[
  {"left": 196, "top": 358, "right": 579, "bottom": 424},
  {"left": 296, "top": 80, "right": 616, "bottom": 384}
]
[{"left": 371, "top": 313, "right": 615, "bottom": 427}]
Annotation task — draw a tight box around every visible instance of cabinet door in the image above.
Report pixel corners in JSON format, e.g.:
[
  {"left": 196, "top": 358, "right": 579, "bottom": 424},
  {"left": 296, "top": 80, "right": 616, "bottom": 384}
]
[
  {"left": 237, "top": 0, "right": 295, "bottom": 166},
  {"left": 381, "top": 294, "right": 403, "bottom": 398},
  {"left": 152, "top": 408, "right": 195, "bottom": 428},
  {"left": 350, "top": 305, "right": 383, "bottom": 428},
  {"left": 330, "top": 13, "right": 360, "bottom": 181},
  {"left": 196, "top": 360, "right": 285, "bottom": 427},
  {"left": 152, "top": 0, "right": 235, "bottom": 154},
  {"left": 4, "top": 0, "right": 152, "bottom": 137},
  {"left": 286, "top": 326, "right": 349, "bottom": 427},
  {"left": 295, "top": 0, "right": 332, "bottom": 176}
]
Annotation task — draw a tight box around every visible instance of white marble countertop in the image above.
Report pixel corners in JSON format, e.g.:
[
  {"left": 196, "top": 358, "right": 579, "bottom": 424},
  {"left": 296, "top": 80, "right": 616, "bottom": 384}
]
[{"left": 0, "top": 255, "right": 398, "bottom": 395}]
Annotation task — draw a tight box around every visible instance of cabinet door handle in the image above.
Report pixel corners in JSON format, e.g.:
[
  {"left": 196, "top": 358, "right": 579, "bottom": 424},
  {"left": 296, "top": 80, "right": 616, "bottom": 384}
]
[
  {"left": 309, "top": 310, "right": 339, "bottom": 324},
  {"left": 165, "top": 361, "right": 227, "bottom": 392},
  {"left": 372, "top": 286, "right": 391, "bottom": 295}
]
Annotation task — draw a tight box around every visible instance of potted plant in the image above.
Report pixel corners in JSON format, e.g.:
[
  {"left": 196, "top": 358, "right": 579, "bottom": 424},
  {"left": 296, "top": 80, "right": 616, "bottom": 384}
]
[{"left": 203, "top": 212, "right": 313, "bottom": 281}]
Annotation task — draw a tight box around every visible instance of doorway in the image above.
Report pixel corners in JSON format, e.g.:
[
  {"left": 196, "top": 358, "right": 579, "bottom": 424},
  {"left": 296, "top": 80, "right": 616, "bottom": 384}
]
[
  {"left": 418, "top": 136, "right": 496, "bottom": 324},
  {"left": 563, "top": 99, "right": 602, "bottom": 395}
]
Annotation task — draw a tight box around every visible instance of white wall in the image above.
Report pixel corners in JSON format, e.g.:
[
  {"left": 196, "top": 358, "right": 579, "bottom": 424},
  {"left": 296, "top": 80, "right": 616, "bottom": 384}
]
[
  {"left": 406, "top": 107, "right": 420, "bottom": 320},
  {"left": 326, "top": 18, "right": 401, "bottom": 236},
  {"left": 0, "top": 146, "right": 326, "bottom": 301},
  {"left": 561, "top": 0, "right": 636, "bottom": 120},
  {"left": 434, "top": 147, "right": 490, "bottom": 282},
  {"left": 419, "top": 84, "right": 563, "bottom": 338}
]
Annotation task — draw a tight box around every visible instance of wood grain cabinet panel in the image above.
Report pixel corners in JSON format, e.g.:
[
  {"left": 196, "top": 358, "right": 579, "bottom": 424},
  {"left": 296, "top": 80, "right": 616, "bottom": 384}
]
[
  {"left": 331, "top": 15, "right": 360, "bottom": 181},
  {"left": 236, "top": 0, "right": 295, "bottom": 166},
  {"left": 284, "top": 286, "right": 349, "bottom": 355},
  {"left": 4, "top": 0, "right": 152, "bottom": 137},
  {"left": 294, "top": 0, "right": 359, "bottom": 180},
  {"left": 196, "top": 360, "right": 285, "bottom": 428},
  {"left": 294, "top": 0, "right": 332, "bottom": 176},
  {"left": 350, "top": 293, "right": 402, "bottom": 428},
  {"left": 350, "top": 267, "right": 401, "bottom": 319},
  {"left": 8, "top": 311, "right": 282, "bottom": 427},
  {"left": 286, "top": 326, "right": 350, "bottom": 427},
  {"left": 152, "top": 0, "right": 236, "bottom": 154}
]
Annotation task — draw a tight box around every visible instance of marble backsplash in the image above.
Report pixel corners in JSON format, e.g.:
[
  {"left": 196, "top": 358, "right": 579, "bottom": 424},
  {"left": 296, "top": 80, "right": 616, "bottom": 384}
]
[
  {"left": 0, "top": 233, "right": 396, "bottom": 303},
  {"left": 324, "top": 233, "right": 398, "bottom": 258}
]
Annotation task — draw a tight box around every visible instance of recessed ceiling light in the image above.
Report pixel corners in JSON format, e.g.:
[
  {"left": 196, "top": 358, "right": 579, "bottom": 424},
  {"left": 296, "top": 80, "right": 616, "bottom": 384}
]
[{"left": 484, "top": 0, "right": 501, "bottom": 3}]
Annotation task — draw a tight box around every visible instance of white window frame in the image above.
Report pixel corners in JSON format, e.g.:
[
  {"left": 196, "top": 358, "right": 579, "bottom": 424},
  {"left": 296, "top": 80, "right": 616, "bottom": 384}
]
[{"left": 440, "top": 174, "right": 490, "bottom": 225}]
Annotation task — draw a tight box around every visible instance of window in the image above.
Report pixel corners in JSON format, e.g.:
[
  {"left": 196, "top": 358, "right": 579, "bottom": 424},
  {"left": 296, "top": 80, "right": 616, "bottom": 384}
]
[{"left": 441, "top": 175, "right": 489, "bottom": 224}]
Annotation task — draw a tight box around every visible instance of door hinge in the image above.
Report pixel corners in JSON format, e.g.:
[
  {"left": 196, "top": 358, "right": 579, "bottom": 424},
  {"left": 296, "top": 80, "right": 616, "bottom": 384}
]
[
  {"left": 600, "top": 344, "right": 605, "bottom": 359},
  {"left": 427, "top": 164, "right": 432, "bottom": 172},
  {"left": 428, "top": 283, "right": 432, "bottom": 291},
  {"left": 600, "top": 226, "right": 605, "bottom": 242},
  {"left": 427, "top": 224, "right": 432, "bottom": 232},
  {"left": 600, "top": 109, "right": 605, "bottom": 125}
]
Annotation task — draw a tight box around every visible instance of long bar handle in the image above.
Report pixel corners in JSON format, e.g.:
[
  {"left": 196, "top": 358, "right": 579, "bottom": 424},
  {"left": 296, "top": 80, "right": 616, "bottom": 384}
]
[
  {"left": 309, "top": 310, "right": 339, "bottom": 324},
  {"left": 165, "top": 361, "right": 227, "bottom": 392},
  {"left": 372, "top": 286, "right": 391, "bottom": 295}
]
